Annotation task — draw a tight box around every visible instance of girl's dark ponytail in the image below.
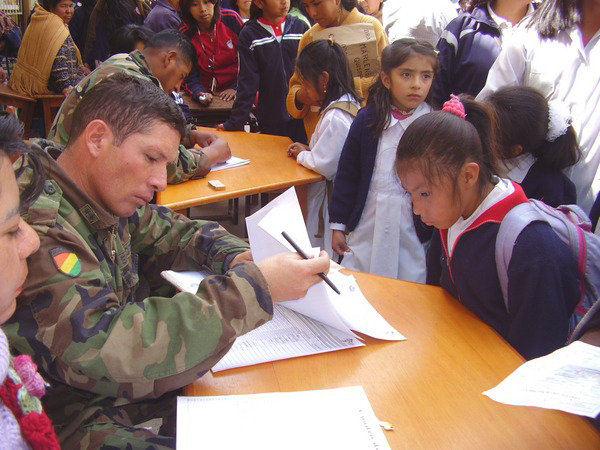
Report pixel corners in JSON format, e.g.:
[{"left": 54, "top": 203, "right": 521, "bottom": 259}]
[{"left": 487, "top": 86, "right": 580, "bottom": 171}]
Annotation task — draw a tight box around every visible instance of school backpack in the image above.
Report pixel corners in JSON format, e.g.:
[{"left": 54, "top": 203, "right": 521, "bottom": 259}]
[{"left": 495, "top": 199, "right": 600, "bottom": 340}]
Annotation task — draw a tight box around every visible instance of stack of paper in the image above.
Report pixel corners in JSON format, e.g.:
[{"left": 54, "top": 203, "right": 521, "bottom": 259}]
[
  {"left": 161, "top": 188, "right": 405, "bottom": 372},
  {"left": 209, "top": 156, "right": 250, "bottom": 172},
  {"left": 483, "top": 341, "right": 600, "bottom": 418},
  {"left": 177, "top": 386, "right": 391, "bottom": 450}
]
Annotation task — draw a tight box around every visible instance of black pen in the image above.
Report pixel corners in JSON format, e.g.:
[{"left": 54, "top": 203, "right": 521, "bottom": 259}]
[{"left": 281, "top": 231, "right": 341, "bottom": 295}]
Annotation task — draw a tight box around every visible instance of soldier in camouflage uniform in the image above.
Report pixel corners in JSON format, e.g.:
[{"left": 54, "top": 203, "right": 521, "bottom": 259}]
[
  {"left": 48, "top": 29, "right": 231, "bottom": 184},
  {"left": 8, "top": 75, "right": 330, "bottom": 448}
]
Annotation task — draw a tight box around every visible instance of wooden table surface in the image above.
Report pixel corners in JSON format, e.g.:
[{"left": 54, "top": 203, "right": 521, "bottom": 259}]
[
  {"left": 157, "top": 127, "right": 323, "bottom": 211},
  {"left": 185, "top": 272, "right": 600, "bottom": 448}
]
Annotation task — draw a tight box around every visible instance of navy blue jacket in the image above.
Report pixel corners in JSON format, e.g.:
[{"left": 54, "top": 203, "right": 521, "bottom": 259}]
[
  {"left": 329, "top": 104, "right": 378, "bottom": 232},
  {"left": 427, "top": 186, "right": 580, "bottom": 360},
  {"left": 330, "top": 103, "right": 431, "bottom": 240},
  {"left": 223, "top": 16, "right": 307, "bottom": 142},
  {"left": 432, "top": 4, "right": 501, "bottom": 105},
  {"left": 590, "top": 191, "right": 600, "bottom": 231},
  {"left": 520, "top": 159, "right": 577, "bottom": 208}
]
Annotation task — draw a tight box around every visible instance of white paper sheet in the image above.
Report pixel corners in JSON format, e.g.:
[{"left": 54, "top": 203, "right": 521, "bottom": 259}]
[
  {"left": 483, "top": 341, "right": 600, "bottom": 418},
  {"left": 211, "top": 304, "right": 364, "bottom": 372},
  {"left": 177, "top": 386, "right": 391, "bottom": 450},
  {"left": 210, "top": 156, "right": 250, "bottom": 172},
  {"left": 160, "top": 270, "right": 208, "bottom": 294}
]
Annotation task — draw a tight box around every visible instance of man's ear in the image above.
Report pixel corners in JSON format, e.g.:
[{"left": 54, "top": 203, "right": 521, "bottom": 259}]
[
  {"left": 165, "top": 49, "right": 178, "bottom": 67},
  {"left": 83, "top": 119, "right": 112, "bottom": 158}
]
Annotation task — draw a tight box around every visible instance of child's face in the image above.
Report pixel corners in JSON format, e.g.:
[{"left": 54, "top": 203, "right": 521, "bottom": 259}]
[
  {"left": 300, "top": 74, "right": 325, "bottom": 107},
  {"left": 400, "top": 168, "right": 462, "bottom": 230},
  {"left": 302, "top": 0, "right": 342, "bottom": 28},
  {"left": 256, "top": 0, "right": 289, "bottom": 21},
  {"left": 189, "top": 0, "right": 215, "bottom": 28},
  {"left": 381, "top": 54, "right": 435, "bottom": 112}
]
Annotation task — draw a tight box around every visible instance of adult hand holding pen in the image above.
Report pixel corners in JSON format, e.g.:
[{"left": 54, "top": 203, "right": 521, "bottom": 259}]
[{"left": 257, "top": 251, "right": 330, "bottom": 302}]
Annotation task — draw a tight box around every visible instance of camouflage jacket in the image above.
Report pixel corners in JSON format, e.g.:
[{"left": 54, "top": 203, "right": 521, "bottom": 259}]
[
  {"left": 7, "top": 140, "right": 272, "bottom": 407},
  {"left": 47, "top": 50, "right": 211, "bottom": 184}
]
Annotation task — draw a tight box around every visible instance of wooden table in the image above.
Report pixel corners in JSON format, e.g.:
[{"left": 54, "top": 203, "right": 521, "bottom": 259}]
[
  {"left": 185, "top": 272, "right": 600, "bottom": 448},
  {"left": 157, "top": 127, "right": 323, "bottom": 213},
  {"left": 182, "top": 93, "right": 233, "bottom": 127}
]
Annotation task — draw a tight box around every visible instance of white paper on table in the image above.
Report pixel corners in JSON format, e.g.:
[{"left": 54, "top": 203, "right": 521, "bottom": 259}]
[
  {"left": 483, "top": 341, "right": 600, "bottom": 418},
  {"left": 176, "top": 386, "right": 391, "bottom": 450},
  {"left": 209, "top": 156, "right": 250, "bottom": 172},
  {"left": 211, "top": 303, "right": 364, "bottom": 372}
]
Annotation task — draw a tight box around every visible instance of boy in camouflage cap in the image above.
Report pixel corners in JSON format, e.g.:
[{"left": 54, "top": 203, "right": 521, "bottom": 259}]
[
  {"left": 49, "top": 29, "right": 232, "bottom": 184},
  {"left": 8, "top": 74, "right": 330, "bottom": 448}
]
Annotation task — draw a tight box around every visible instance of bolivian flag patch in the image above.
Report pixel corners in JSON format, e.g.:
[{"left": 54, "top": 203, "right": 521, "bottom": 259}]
[{"left": 50, "top": 247, "right": 82, "bottom": 277}]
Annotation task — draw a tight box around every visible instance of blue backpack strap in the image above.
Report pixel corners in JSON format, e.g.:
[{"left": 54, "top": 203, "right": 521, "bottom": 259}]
[{"left": 494, "top": 202, "right": 548, "bottom": 310}]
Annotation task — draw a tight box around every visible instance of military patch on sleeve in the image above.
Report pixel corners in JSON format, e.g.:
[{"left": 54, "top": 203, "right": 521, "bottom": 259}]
[{"left": 50, "top": 247, "right": 82, "bottom": 277}]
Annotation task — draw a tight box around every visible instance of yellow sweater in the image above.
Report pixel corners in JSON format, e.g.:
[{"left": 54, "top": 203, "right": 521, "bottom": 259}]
[
  {"left": 286, "top": 8, "right": 389, "bottom": 141},
  {"left": 8, "top": 3, "right": 80, "bottom": 96}
]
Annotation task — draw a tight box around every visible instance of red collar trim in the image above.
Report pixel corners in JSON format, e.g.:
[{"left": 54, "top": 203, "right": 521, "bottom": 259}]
[
  {"left": 258, "top": 16, "right": 286, "bottom": 36},
  {"left": 440, "top": 181, "right": 528, "bottom": 253}
]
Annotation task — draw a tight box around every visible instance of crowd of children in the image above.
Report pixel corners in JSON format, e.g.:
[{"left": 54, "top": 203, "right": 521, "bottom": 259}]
[{"left": 1, "top": 0, "right": 600, "bottom": 445}]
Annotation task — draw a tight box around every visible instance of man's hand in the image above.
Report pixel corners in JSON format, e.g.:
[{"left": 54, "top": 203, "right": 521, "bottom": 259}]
[
  {"left": 332, "top": 230, "right": 349, "bottom": 256},
  {"left": 219, "top": 89, "right": 236, "bottom": 102},
  {"left": 202, "top": 137, "right": 231, "bottom": 164},
  {"left": 287, "top": 142, "right": 309, "bottom": 159},
  {"left": 215, "top": 123, "right": 226, "bottom": 131},
  {"left": 257, "top": 251, "right": 330, "bottom": 302},
  {"left": 189, "top": 129, "right": 218, "bottom": 147},
  {"left": 230, "top": 250, "right": 253, "bottom": 267}
]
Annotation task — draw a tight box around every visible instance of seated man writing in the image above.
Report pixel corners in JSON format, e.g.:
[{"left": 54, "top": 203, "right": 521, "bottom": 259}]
[
  {"left": 7, "top": 73, "right": 329, "bottom": 448},
  {"left": 48, "top": 29, "right": 229, "bottom": 184}
]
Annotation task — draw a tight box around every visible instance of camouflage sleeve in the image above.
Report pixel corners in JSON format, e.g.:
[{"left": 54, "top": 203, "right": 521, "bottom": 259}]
[
  {"left": 166, "top": 144, "right": 211, "bottom": 184},
  {"left": 8, "top": 205, "right": 272, "bottom": 401}
]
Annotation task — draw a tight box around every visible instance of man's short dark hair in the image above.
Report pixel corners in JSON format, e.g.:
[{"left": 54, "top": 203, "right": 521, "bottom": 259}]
[
  {"left": 109, "top": 24, "right": 155, "bottom": 55},
  {"left": 69, "top": 73, "right": 187, "bottom": 146},
  {"left": 145, "top": 29, "right": 196, "bottom": 68}
]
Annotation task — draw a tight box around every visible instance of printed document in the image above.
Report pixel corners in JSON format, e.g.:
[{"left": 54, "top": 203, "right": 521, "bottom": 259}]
[
  {"left": 483, "top": 341, "right": 600, "bottom": 418},
  {"left": 177, "top": 386, "right": 391, "bottom": 450}
]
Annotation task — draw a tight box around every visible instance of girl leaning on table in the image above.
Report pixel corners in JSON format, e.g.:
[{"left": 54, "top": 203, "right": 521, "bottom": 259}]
[
  {"left": 0, "top": 113, "right": 60, "bottom": 448},
  {"left": 179, "top": 0, "right": 243, "bottom": 105},
  {"left": 329, "top": 39, "right": 437, "bottom": 283},
  {"left": 394, "top": 94, "right": 580, "bottom": 360},
  {"left": 286, "top": 0, "right": 388, "bottom": 141},
  {"left": 287, "top": 39, "right": 361, "bottom": 257}
]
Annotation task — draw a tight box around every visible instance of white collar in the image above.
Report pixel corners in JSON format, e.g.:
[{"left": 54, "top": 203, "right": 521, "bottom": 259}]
[
  {"left": 488, "top": 2, "right": 534, "bottom": 29},
  {"left": 502, "top": 153, "right": 536, "bottom": 183}
]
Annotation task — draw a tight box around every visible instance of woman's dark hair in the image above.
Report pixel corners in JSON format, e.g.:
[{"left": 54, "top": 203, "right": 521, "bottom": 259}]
[
  {"left": 109, "top": 24, "right": 154, "bottom": 55},
  {"left": 368, "top": 38, "right": 438, "bottom": 138},
  {"left": 461, "top": 0, "right": 488, "bottom": 13},
  {"left": 487, "top": 86, "right": 580, "bottom": 171},
  {"left": 180, "top": 0, "right": 220, "bottom": 30},
  {"left": 527, "top": 0, "right": 581, "bottom": 38},
  {"left": 341, "top": 0, "right": 358, "bottom": 11},
  {"left": 42, "top": 0, "right": 66, "bottom": 11},
  {"left": 295, "top": 39, "right": 361, "bottom": 112},
  {"left": 0, "top": 113, "right": 45, "bottom": 211},
  {"left": 395, "top": 94, "right": 499, "bottom": 197}
]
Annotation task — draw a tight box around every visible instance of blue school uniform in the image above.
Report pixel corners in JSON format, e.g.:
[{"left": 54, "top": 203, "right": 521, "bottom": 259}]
[
  {"left": 427, "top": 182, "right": 580, "bottom": 359},
  {"left": 222, "top": 15, "right": 308, "bottom": 142}
]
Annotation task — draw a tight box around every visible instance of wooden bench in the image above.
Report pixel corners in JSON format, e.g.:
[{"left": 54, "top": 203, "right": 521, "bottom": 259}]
[{"left": 0, "top": 83, "right": 64, "bottom": 137}]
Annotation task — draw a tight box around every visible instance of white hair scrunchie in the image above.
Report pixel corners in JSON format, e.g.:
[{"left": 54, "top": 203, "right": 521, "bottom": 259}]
[{"left": 546, "top": 101, "right": 571, "bottom": 142}]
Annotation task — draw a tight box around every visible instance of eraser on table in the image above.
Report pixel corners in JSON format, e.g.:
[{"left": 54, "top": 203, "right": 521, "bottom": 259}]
[{"left": 208, "top": 180, "right": 226, "bottom": 190}]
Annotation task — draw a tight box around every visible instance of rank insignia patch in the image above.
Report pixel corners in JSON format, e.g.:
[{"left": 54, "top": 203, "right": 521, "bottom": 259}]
[{"left": 50, "top": 247, "right": 82, "bottom": 277}]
